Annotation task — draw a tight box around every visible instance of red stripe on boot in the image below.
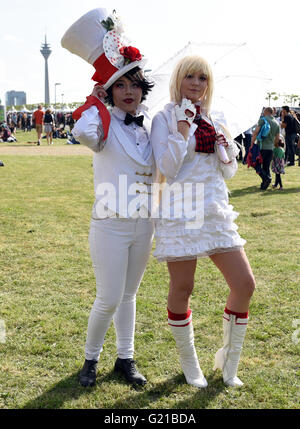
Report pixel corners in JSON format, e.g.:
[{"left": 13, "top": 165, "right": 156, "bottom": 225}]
[
  {"left": 168, "top": 322, "right": 191, "bottom": 327},
  {"left": 224, "top": 307, "right": 248, "bottom": 319},
  {"left": 168, "top": 308, "right": 192, "bottom": 321}
]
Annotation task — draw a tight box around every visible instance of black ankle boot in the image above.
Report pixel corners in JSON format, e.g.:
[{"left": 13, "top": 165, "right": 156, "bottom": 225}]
[
  {"left": 78, "top": 359, "right": 98, "bottom": 387},
  {"left": 114, "top": 358, "right": 147, "bottom": 385}
]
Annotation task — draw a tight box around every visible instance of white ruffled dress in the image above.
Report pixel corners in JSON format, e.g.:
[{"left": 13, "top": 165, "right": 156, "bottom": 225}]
[{"left": 150, "top": 103, "right": 246, "bottom": 262}]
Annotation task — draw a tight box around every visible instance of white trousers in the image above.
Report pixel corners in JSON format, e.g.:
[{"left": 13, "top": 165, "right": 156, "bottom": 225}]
[{"left": 85, "top": 217, "right": 154, "bottom": 361}]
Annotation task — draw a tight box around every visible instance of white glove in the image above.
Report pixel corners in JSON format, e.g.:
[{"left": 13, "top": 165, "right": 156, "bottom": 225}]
[
  {"left": 175, "top": 98, "right": 196, "bottom": 126},
  {"left": 215, "top": 133, "right": 239, "bottom": 179},
  {"left": 215, "top": 133, "right": 240, "bottom": 163},
  {"left": 217, "top": 144, "right": 230, "bottom": 163},
  {"left": 226, "top": 140, "right": 240, "bottom": 160},
  {"left": 215, "top": 133, "right": 230, "bottom": 163}
]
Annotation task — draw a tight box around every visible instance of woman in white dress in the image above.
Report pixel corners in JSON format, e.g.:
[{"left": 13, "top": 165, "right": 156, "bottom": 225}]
[{"left": 150, "top": 55, "right": 256, "bottom": 388}]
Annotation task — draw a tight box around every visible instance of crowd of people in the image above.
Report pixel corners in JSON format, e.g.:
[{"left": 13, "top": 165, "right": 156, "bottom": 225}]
[
  {"left": 1, "top": 103, "right": 299, "bottom": 194},
  {"left": 234, "top": 106, "right": 300, "bottom": 190},
  {"left": 1, "top": 103, "right": 299, "bottom": 190},
  {"left": 1, "top": 107, "right": 75, "bottom": 144},
  {"left": 0, "top": 122, "right": 17, "bottom": 142},
  {"left": 2, "top": 105, "right": 299, "bottom": 149}
]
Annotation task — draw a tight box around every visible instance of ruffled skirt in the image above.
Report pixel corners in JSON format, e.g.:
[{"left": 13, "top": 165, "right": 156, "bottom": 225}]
[{"left": 153, "top": 154, "right": 246, "bottom": 262}]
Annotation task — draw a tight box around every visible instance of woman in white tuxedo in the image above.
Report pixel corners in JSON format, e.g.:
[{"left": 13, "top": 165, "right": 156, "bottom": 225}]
[
  {"left": 61, "top": 8, "right": 156, "bottom": 387},
  {"left": 150, "top": 55, "right": 256, "bottom": 388}
]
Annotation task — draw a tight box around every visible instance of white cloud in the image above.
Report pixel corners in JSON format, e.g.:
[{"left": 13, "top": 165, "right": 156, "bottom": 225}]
[{"left": 2, "top": 33, "right": 24, "bottom": 43}]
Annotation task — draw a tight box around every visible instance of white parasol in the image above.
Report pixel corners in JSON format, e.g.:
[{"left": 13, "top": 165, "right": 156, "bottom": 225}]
[{"left": 147, "top": 42, "right": 271, "bottom": 138}]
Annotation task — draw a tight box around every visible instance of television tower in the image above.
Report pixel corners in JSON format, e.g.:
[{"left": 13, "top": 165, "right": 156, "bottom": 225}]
[{"left": 40, "top": 36, "right": 52, "bottom": 105}]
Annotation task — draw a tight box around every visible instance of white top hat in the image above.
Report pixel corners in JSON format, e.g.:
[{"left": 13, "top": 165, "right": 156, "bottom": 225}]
[{"left": 61, "top": 8, "right": 147, "bottom": 90}]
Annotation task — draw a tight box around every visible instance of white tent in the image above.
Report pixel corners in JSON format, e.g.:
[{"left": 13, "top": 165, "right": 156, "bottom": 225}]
[
  {"left": 60, "top": 105, "right": 72, "bottom": 113},
  {"left": 21, "top": 105, "right": 30, "bottom": 113},
  {"left": 147, "top": 42, "right": 271, "bottom": 138}
]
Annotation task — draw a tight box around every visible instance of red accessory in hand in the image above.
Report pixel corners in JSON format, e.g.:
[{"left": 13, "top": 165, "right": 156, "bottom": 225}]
[
  {"left": 119, "top": 46, "right": 142, "bottom": 63},
  {"left": 73, "top": 95, "right": 111, "bottom": 141}
]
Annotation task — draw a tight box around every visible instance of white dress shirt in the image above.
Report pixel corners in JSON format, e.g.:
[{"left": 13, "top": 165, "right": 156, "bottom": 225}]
[
  {"left": 112, "top": 106, "right": 151, "bottom": 161},
  {"left": 73, "top": 104, "right": 151, "bottom": 162}
]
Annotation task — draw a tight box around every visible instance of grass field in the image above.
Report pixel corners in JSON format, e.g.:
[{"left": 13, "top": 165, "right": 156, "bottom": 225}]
[{"left": 0, "top": 130, "right": 299, "bottom": 409}]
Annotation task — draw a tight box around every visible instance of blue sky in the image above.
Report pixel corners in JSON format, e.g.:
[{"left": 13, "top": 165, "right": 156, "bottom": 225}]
[{"left": 1, "top": 0, "right": 299, "bottom": 105}]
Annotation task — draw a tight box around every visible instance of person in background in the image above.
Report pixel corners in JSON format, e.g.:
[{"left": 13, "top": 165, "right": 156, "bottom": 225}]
[
  {"left": 12, "top": 112, "right": 17, "bottom": 125},
  {"left": 9, "top": 120, "right": 16, "bottom": 135},
  {"left": 21, "top": 113, "right": 27, "bottom": 132},
  {"left": 59, "top": 112, "right": 66, "bottom": 128},
  {"left": 33, "top": 105, "right": 44, "bottom": 146},
  {"left": 26, "top": 114, "right": 32, "bottom": 132},
  {"left": 295, "top": 112, "right": 300, "bottom": 166},
  {"left": 234, "top": 133, "right": 244, "bottom": 161},
  {"left": 17, "top": 112, "right": 22, "bottom": 129},
  {"left": 52, "top": 124, "right": 58, "bottom": 139},
  {"left": 242, "top": 127, "right": 253, "bottom": 164},
  {"left": 0, "top": 123, "right": 16, "bottom": 142},
  {"left": 43, "top": 109, "right": 55, "bottom": 145},
  {"left": 69, "top": 115, "right": 75, "bottom": 132},
  {"left": 281, "top": 106, "right": 296, "bottom": 166},
  {"left": 272, "top": 137, "right": 285, "bottom": 190},
  {"left": 251, "top": 107, "right": 280, "bottom": 190}
]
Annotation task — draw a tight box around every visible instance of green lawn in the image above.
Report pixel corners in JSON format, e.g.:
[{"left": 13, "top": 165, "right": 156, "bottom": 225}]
[{"left": 0, "top": 131, "right": 299, "bottom": 409}]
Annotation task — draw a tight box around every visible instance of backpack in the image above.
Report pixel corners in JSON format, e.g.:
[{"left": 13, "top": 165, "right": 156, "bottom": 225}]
[
  {"left": 257, "top": 117, "right": 271, "bottom": 149},
  {"left": 294, "top": 117, "right": 300, "bottom": 134},
  {"left": 257, "top": 117, "right": 271, "bottom": 140}
]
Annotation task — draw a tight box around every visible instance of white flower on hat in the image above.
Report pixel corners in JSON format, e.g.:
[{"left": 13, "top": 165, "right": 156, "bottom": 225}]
[{"left": 109, "top": 10, "right": 124, "bottom": 34}]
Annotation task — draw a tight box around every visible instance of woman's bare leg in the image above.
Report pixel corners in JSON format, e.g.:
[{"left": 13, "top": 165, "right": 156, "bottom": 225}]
[
  {"left": 209, "top": 249, "right": 255, "bottom": 312},
  {"left": 167, "top": 259, "right": 197, "bottom": 313}
]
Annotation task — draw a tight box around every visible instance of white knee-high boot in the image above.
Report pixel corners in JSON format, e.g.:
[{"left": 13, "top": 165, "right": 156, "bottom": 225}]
[
  {"left": 213, "top": 308, "right": 249, "bottom": 387},
  {"left": 168, "top": 309, "right": 207, "bottom": 388}
]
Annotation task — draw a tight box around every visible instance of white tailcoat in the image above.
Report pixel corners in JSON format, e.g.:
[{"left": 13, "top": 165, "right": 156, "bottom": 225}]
[{"left": 73, "top": 106, "right": 157, "bottom": 219}]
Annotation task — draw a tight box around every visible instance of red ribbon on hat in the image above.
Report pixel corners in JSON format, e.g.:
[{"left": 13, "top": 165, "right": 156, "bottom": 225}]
[
  {"left": 73, "top": 94, "right": 111, "bottom": 141},
  {"left": 92, "top": 54, "right": 119, "bottom": 85}
]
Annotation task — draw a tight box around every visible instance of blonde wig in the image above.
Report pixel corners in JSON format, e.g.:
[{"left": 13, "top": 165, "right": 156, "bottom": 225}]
[{"left": 169, "top": 55, "right": 214, "bottom": 113}]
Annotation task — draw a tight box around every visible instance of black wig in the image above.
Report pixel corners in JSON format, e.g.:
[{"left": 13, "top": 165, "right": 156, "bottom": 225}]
[{"left": 105, "top": 67, "right": 154, "bottom": 107}]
